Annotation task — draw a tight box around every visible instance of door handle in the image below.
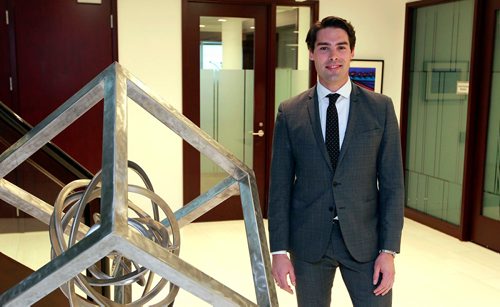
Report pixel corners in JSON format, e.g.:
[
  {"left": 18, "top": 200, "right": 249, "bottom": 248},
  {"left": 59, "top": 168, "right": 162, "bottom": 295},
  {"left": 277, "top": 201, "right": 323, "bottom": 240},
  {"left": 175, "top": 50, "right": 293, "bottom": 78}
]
[{"left": 251, "top": 129, "right": 265, "bottom": 137}]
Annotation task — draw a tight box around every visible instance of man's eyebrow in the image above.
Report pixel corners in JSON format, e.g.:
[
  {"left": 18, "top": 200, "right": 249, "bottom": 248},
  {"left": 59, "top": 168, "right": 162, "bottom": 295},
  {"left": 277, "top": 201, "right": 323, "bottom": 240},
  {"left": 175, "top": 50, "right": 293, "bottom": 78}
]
[{"left": 315, "top": 41, "right": 349, "bottom": 47}]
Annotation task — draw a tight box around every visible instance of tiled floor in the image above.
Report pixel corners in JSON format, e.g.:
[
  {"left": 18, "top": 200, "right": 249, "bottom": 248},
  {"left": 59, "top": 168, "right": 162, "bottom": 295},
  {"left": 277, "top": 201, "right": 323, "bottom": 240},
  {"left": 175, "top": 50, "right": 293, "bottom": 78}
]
[{"left": 1, "top": 218, "right": 499, "bottom": 306}]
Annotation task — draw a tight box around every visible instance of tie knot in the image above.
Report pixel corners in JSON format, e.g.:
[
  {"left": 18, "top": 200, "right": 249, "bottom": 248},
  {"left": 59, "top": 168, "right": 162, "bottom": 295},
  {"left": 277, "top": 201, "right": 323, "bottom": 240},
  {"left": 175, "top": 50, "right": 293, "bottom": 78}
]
[{"left": 327, "top": 93, "right": 340, "bottom": 105}]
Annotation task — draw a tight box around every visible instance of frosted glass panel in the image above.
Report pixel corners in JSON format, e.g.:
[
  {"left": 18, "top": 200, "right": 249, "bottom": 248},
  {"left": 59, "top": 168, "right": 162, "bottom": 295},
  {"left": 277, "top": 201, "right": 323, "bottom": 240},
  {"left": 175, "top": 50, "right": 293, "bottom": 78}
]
[
  {"left": 200, "top": 69, "right": 254, "bottom": 192},
  {"left": 274, "top": 6, "right": 311, "bottom": 113},
  {"left": 199, "top": 16, "right": 255, "bottom": 193},
  {"left": 275, "top": 68, "right": 309, "bottom": 116},
  {"left": 405, "top": 0, "right": 474, "bottom": 225},
  {"left": 482, "top": 11, "right": 500, "bottom": 221}
]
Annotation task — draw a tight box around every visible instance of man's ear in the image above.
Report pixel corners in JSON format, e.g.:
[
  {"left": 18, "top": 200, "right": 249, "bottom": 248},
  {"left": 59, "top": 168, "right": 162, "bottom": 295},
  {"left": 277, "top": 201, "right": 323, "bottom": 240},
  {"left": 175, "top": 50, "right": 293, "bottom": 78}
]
[{"left": 309, "top": 50, "right": 314, "bottom": 61}]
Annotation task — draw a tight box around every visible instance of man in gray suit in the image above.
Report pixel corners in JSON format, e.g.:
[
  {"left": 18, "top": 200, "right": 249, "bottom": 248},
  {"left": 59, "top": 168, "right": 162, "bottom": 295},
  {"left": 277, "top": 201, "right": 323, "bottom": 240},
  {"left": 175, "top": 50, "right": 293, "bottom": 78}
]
[{"left": 268, "top": 16, "right": 404, "bottom": 307}]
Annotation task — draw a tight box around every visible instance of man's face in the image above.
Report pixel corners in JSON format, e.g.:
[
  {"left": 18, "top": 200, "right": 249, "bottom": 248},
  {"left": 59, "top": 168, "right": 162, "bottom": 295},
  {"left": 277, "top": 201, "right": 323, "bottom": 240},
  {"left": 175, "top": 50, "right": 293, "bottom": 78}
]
[{"left": 309, "top": 27, "right": 354, "bottom": 92}]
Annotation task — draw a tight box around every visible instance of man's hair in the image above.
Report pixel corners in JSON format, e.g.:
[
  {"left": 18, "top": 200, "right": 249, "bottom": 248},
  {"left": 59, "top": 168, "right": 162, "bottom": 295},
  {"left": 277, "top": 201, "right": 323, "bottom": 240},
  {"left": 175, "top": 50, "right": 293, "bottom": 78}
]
[{"left": 305, "top": 16, "right": 356, "bottom": 51}]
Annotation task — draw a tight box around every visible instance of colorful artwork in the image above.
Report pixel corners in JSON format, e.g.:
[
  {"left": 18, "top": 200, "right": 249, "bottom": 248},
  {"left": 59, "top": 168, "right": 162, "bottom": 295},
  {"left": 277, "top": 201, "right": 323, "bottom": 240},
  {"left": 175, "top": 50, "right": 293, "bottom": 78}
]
[
  {"left": 350, "top": 67, "right": 376, "bottom": 91},
  {"left": 349, "top": 60, "right": 384, "bottom": 93}
]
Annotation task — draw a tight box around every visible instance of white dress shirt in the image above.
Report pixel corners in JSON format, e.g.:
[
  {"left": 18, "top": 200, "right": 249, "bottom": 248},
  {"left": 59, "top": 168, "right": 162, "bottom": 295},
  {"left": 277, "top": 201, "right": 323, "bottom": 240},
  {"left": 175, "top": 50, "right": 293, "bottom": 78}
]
[{"left": 316, "top": 80, "right": 351, "bottom": 149}]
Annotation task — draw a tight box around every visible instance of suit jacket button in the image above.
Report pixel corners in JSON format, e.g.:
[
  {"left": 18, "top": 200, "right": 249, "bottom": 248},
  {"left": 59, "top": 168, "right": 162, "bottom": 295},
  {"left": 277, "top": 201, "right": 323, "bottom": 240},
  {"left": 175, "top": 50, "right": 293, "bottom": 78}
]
[
  {"left": 328, "top": 207, "right": 334, "bottom": 212},
  {"left": 332, "top": 181, "right": 341, "bottom": 187}
]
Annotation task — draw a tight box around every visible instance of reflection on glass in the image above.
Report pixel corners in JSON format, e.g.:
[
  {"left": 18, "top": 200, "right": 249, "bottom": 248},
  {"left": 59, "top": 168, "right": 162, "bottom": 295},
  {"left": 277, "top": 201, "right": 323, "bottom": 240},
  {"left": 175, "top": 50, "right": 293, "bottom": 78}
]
[
  {"left": 275, "top": 6, "right": 311, "bottom": 116},
  {"left": 481, "top": 11, "right": 500, "bottom": 221},
  {"left": 199, "top": 16, "right": 255, "bottom": 193}
]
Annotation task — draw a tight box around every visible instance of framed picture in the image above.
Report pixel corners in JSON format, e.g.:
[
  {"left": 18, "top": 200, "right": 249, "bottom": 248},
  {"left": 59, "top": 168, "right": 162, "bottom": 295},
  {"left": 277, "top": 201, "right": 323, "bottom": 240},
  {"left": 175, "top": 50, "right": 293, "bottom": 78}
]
[
  {"left": 349, "top": 59, "right": 384, "bottom": 93},
  {"left": 425, "top": 61, "right": 469, "bottom": 101}
]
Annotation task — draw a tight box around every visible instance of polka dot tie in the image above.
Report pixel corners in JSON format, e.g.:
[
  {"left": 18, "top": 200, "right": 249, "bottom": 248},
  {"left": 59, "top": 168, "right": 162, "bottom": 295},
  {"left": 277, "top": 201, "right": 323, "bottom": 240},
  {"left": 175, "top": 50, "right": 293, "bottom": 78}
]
[{"left": 326, "top": 93, "right": 340, "bottom": 172}]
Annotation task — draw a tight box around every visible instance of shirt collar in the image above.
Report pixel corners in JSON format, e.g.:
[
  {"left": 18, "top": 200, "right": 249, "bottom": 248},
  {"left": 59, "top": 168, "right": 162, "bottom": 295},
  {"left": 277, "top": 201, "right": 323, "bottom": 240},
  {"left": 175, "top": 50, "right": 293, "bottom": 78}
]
[{"left": 317, "top": 79, "right": 352, "bottom": 100}]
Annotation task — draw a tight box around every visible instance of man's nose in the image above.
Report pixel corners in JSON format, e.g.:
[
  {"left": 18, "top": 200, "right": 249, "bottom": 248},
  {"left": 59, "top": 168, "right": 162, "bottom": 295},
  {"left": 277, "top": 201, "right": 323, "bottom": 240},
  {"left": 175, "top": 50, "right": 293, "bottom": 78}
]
[{"left": 329, "top": 50, "right": 338, "bottom": 61}]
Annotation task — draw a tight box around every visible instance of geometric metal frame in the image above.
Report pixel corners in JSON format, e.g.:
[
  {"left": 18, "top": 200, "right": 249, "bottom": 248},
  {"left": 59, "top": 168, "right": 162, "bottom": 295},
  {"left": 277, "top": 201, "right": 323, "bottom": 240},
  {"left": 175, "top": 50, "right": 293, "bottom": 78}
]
[{"left": 0, "top": 62, "right": 278, "bottom": 306}]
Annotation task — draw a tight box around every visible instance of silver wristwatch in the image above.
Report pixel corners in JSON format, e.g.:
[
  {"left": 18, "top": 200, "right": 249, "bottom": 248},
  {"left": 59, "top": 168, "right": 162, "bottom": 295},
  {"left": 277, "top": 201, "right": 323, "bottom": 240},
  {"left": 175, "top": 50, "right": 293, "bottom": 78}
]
[{"left": 379, "top": 249, "right": 397, "bottom": 257}]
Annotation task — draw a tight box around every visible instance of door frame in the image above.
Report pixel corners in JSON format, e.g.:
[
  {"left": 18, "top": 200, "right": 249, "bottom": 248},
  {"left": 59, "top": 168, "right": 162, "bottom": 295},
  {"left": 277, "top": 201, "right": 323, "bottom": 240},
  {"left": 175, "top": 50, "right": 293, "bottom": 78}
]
[{"left": 181, "top": 0, "right": 318, "bottom": 220}]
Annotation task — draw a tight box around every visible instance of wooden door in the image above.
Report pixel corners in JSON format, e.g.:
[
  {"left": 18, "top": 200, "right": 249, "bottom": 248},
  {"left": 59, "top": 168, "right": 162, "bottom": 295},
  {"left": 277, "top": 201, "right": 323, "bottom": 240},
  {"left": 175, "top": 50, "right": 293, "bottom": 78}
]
[
  {"left": 6, "top": 0, "right": 117, "bottom": 174},
  {"left": 0, "top": 0, "right": 117, "bottom": 218}
]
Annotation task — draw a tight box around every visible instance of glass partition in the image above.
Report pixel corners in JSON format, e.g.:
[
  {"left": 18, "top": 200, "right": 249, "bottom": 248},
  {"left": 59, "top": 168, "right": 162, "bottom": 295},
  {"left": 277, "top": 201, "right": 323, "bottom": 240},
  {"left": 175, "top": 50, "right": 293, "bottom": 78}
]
[
  {"left": 275, "top": 6, "right": 311, "bottom": 115},
  {"left": 482, "top": 11, "right": 500, "bottom": 221},
  {"left": 405, "top": 0, "right": 474, "bottom": 225}
]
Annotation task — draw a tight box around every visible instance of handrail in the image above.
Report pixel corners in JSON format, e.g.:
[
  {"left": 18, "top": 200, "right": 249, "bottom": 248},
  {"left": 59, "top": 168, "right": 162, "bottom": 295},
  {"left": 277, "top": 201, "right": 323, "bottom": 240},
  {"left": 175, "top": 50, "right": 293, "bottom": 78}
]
[{"left": 0, "top": 100, "right": 93, "bottom": 179}]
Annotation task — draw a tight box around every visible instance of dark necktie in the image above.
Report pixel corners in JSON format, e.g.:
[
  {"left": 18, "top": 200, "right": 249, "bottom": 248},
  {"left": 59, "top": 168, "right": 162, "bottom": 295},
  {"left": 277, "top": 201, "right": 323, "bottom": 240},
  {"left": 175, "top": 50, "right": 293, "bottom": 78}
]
[{"left": 326, "top": 93, "right": 340, "bottom": 172}]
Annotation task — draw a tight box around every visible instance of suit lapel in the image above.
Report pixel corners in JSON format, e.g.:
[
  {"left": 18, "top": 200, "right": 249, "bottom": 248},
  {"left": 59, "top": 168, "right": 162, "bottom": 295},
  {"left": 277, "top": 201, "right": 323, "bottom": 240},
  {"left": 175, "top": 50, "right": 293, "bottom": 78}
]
[
  {"left": 337, "top": 83, "right": 360, "bottom": 167},
  {"left": 307, "top": 86, "right": 334, "bottom": 172}
]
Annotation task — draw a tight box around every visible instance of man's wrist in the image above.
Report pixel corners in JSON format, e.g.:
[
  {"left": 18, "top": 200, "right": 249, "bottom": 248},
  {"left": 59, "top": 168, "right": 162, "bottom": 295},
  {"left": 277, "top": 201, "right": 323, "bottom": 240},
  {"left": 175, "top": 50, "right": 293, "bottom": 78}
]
[
  {"left": 271, "top": 250, "right": 287, "bottom": 256},
  {"left": 379, "top": 249, "right": 397, "bottom": 257}
]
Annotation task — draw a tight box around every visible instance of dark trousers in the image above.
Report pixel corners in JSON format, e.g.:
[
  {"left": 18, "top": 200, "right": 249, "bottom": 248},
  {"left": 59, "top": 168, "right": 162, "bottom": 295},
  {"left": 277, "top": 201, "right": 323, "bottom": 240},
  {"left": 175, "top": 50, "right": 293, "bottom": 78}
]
[{"left": 291, "top": 221, "right": 392, "bottom": 307}]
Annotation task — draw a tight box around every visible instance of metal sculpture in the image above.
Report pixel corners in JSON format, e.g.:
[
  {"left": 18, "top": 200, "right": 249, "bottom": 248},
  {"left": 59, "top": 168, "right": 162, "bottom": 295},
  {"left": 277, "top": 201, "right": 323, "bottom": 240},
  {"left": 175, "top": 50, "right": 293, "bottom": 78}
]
[
  {"left": 50, "top": 161, "right": 180, "bottom": 306},
  {"left": 0, "top": 62, "right": 278, "bottom": 306}
]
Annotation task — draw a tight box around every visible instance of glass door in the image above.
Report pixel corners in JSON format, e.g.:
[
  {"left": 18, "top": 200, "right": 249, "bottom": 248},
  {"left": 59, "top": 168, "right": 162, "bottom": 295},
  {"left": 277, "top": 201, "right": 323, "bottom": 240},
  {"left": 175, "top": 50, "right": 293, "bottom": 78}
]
[
  {"left": 404, "top": 0, "right": 474, "bottom": 228},
  {"left": 470, "top": 0, "right": 500, "bottom": 251},
  {"left": 182, "top": 1, "right": 316, "bottom": 221},
  {"left": 199, "top": 16, "right": 258, "bottom": 194},
  {"left": 481, "top": 10, "right": 500, "bottom": 223},
  {"left": 182, "top": 3, "right": 268, "bottom": 221}
]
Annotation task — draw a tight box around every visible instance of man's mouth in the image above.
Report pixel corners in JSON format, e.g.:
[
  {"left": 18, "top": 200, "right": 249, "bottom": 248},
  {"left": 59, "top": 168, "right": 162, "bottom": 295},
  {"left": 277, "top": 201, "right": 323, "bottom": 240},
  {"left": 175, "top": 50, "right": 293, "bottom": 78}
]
[{"left": 326, "top": 64, "right": 341, "bottom": 70}]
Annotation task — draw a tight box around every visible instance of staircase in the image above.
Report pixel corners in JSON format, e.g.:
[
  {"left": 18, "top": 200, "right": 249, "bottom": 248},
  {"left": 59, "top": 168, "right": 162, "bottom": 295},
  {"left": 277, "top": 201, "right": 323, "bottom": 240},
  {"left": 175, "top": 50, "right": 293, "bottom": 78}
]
[{"left": 0, "top": 101, "right": 93, "bottom": 304}]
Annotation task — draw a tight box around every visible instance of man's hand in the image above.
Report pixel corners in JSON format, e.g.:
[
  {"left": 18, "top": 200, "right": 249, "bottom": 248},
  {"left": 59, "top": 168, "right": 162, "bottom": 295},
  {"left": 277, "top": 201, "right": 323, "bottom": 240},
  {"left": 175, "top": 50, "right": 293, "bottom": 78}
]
[
  {"left": 271, "top": 254, "right": 296, "bottom": 294},
  {"left": 373, "top": 252, "right": 395, "bottom": 296}
]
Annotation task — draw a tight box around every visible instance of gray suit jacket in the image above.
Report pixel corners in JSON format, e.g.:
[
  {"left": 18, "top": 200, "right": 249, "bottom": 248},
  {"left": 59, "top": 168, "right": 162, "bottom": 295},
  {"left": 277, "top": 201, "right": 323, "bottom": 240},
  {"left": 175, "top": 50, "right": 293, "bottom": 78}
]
[{"left": 268, "top": 83, "right": 404, "bottom": 263}]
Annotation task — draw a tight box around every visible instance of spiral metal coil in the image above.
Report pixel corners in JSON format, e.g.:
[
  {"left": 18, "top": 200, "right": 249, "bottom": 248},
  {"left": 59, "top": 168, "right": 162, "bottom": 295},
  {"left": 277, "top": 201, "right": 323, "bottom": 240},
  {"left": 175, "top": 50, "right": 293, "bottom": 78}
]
[{"left": 49, "top": 161, "right": 180, "bottom": 306}]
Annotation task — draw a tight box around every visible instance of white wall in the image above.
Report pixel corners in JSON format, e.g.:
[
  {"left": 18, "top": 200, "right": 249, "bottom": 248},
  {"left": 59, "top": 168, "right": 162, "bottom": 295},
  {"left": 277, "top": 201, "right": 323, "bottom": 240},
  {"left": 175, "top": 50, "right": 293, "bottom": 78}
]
[
  {"left": 117, "top": 0, "right": 414, "bottom": 208},
  {"left": 117, "top": 0, "right": 184, "bottom": 212},
  {"left": 320, "top": 0, "right": 413, "bottom": 119}
]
